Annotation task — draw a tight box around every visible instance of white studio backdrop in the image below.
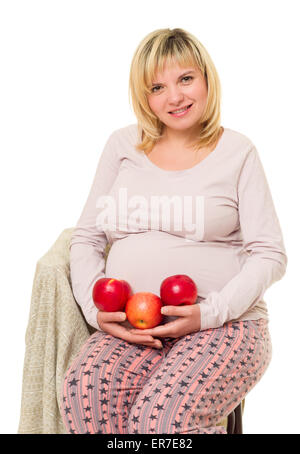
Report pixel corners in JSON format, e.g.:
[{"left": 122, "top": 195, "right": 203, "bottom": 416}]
[{"left": 0, "top": 0, "right": 299, "bottom": 434}]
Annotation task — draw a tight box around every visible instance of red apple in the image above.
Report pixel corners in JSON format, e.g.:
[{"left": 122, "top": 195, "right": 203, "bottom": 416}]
[
  {"left": 125, "top": 292, "right": 163, "bottom": 329},
  {"left": 92, "top": 278, "right": 133, "bottom": 312},
  {"left": 160, "top": 274, "right": 197, "bottom": 306}
]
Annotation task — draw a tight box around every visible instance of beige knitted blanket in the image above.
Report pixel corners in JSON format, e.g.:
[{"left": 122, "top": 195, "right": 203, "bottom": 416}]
[
  {"left": 18, "top": 227, "right": 238, "bottom": 433},
  {"left": 18, "top": 228, "right": 101, "bottom": 434}
]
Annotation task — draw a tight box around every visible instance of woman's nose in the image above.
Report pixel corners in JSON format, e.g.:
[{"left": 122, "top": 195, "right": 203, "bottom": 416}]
[{"left": 167, "top": 86, "right": 184, "bottom": 104}]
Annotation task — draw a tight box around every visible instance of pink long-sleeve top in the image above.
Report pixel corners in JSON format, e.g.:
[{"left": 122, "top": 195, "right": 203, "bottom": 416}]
[{"left": 69, "top": 123, "right": 287, "bottom": 331}]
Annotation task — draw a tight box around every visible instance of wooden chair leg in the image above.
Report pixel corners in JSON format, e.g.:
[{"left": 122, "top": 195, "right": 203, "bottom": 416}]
[
  {"left": 227, "top": 409, "right": 235, "bottom": 434},
  {"left": 234, "top": 402, "right": 243, "bottom": 434}
]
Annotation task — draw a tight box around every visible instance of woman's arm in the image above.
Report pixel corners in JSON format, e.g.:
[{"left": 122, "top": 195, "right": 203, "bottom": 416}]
[
  {"left": 199, "top": 145, "right": 288, "bottom": 330},
  {"left": 69, "top": 131, "right": 121, "bottom": 330}
]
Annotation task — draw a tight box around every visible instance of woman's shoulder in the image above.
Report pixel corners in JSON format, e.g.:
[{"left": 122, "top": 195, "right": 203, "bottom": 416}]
[
  {"left": 103, "top": 123, "right": 141, "bottom": 160},
  {"left": 223, "top": 126, "right": 256, "bottom": 151},
  {"left": 110, "top": 123, "right": 139, "bottom": 143}
]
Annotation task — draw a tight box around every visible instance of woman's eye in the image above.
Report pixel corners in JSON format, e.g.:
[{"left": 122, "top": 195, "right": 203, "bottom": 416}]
[
  {"left": 150, "top": 76, "right": 193, "bottom": 93},
  {"left": 151, "top": 85, "right": 161, "bottom": 93}
]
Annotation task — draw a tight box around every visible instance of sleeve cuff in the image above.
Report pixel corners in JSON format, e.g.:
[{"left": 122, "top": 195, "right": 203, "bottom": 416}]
[
  {"left": 197, "top": 292, "right": 226, "bottom": 330},
  {"left": 84, "top": 304, "right": 102, "bottom": 331}
]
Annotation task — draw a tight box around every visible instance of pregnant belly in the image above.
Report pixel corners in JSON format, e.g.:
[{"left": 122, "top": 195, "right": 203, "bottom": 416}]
[{"left": 105, "top": 230, "right": 244, "bottom": 301}]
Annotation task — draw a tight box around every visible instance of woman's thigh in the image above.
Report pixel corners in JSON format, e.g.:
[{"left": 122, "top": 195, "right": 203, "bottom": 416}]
[
  {"left": 128, "top": 318, "right": 272, "bottom": 434},
  {"left": 60, "top": 330, "right": 176, "bottom": 434}
]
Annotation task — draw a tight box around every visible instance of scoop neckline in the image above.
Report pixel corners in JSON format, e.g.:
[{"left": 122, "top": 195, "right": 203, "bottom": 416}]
[{"left": 140, "top": 126, "right": 227, "bottom": 175}]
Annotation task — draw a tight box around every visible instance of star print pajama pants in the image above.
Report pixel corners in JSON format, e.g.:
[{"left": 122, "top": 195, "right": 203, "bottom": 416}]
[{"left": 60, "top": 318, "right": 271, "bottom": 434}]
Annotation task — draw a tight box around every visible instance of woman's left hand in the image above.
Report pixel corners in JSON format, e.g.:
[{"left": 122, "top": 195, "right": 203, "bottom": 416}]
[{"left": 129, "top": 303, "right": 201, "bottom": 339}]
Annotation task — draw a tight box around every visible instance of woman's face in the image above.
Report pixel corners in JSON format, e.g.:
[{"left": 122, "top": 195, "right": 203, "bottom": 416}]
[{"left": 147, "top": 60, "right": 208, "bottom": 137}]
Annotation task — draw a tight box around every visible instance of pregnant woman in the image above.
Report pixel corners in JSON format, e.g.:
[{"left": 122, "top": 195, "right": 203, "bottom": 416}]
[{"left": 60, "top": 28, "right": 287, "bottom": 434}]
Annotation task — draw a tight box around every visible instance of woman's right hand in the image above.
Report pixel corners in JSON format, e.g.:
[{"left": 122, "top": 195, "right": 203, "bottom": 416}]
[{"left": 97, "top": 310, "right": 163, "bottom": 349}]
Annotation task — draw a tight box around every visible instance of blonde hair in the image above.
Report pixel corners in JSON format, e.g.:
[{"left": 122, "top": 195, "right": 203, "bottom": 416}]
[{"left": 128, "top": 28, "right": 222, "bottom": 154}]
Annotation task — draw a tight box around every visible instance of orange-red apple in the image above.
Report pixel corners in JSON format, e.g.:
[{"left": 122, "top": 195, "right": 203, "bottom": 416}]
[
  {"left": 160, "top": 274, "right": 197, "bottom": 306},
  {"left": 92, "top": 278, "right": 132, "bottom": 312},
  {"left": 125, "top": 292, "right": 163, "bottom": 329}
]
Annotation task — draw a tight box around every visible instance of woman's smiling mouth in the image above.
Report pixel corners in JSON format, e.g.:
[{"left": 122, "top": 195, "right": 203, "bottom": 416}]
[{"left": 168, "top": 104, "right": 193, "bottom": 116}]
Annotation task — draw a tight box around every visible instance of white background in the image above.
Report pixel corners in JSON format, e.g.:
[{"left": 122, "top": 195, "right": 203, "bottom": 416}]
[{"left": 0, "top": 0, "right": 299, "bottom": 434}]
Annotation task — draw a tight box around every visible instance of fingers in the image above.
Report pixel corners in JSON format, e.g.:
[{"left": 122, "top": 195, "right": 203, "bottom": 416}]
[
  {"left": 125, "top": 329, "right": 163, "bottom": 349},
  {"left": 130, "top": 325, "right": 171, "bottom": 337},
  {"left": 98, "top": 315, "right": 163, "bottom": 349},
  {"left": 129, "top": 330, "right": 163, "bottom": 349},
  {"left": 151, "top": 340, "right": 163, "bottom": 349},
  {"left": 98, "top": 310, "right": 126, "bottom": 324},
  {"left": 133, "top": 337, "right": 162, "bottom": 349}
]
